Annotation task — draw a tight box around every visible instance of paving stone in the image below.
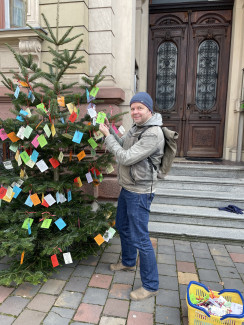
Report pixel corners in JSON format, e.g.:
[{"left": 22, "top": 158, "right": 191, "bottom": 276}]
[
  {"left": 181, "top": 299, "right": 188, "bottom": 317},
  {"left": 27, "top": 293, "right": 56, "bottom": 312},
  {"left": 192, "top": 249, "right": 211, "bottom": 259},
  {"left": 103, "top": 298, "right": 129, "bottom": 318},
  {"left": 104, "top": 245, "right": 121, "bottom": 254},
  {"left": 0, "top": 256, "right": 12, "bottom": 264},
  {"left": 64, "top": 276, "right": 89, "bottom": 292},
  {"left": 213, "top": 255, "right": 235, "bottom": 267},
  {"left": 0, "top": 263, "right": 10, "bottom": 271},
  {"left": 226, "top": 245, "right": 244, "bottom": 254},
  {"left": 99, "top": 316, "right": 126, "bottom": 325},
  {"left": 174, "top": 244, "right": 192, "bottom": 253},
  {"left": 222, "top": 278, "right": 244, "bottom": 291},
  {"left": 175, "top": 252, "right": 194, "bottom": 262},
  {"left": 0, "top": 296, "right": 29, "bottom": 316},
  {"left": 43, "top": 306, "right": 75, "bottom": 325},
  {"left": 99, "top": 253, "right": 120, "bottom": 264},
  {"left": 179, "top": 284, "right": 187, "bottom": 300},
  {"left": 82, "top": 287, "right": 108, "bottom": 305},
  {"left": 80, "top": 255, "right": 100, "bottom": 266},
  {"left": 74, "top": 303, "right": 103, "bottom": 324},
  {"left": 133, "top": 278, "right": 142, "bottom": 290},
  {"left": 178, "top": 272, "right": 199, "bottom": 285},
  {"left": 109, "top": 236, "right": 121, "bottom": 245},
  {"left": 155, "top": 306, "right": 181, "bottom": 325},
  {"left": 200, "top": 281, "right": 224, "bottom": 291},
  {"left": 217, "top": 266, "right": 241, "bottom": 279},
  {"left": 0, "top": 286, "right": 15, "bottom": 303},
  {"left": 0, "top": 315, "right": 15, "bottom": 325},
  {"left": 209, "top": 246, "right": 229, "bottom": 257},
  {"left": 198, "top": 269, "right": 220, "bottom": 282},
  {"left": 72, "top": 265, "right": 96, "bottom": 278},
  {"left": 40, "top": 279, "right": 65, "bottom": 295},
  {"left": 130, "top": 296, "right": 155, "bottom": 313},
  {"left": 54, "top": 291, "right": 82, "bottom": 309},
  {"left": 113, "top": 270, "right": 135, "bottom": 285},
  {"left": 156, "top": 289, "right": 180, "bottom": 307},
  {"left": 158, "top": 275, "right": 178, "bottom": 290},
  {"left": 157, "top": 254, "right": 176, "bottom": 265},
  {"left": 127, "top": 311, "right": 153, "bottom": 325},
  {"left": 195, "top": 257, "right": 216, "bottom": 270},
  {"left": 72, "top": 323, "right": 95, "bottom": 325},
  {"left": 208, "top": 244, "right": 227, "bottom": 251},
  {"left": 191, "top": 242, "right": 208, "bottom": 250},
  {"left": 174, "top": 240, "right": 191, "bottom": 247},
  {"left": 50, "top": 266, "right": 74, "bottom": 280},
  {"left": 230, "top": 253, "right": 244, "bottom": 263},
  {"left": 12, "top": 309, "right": 46, "bottom": 325},
  {"left": 177, "top": 261, "right": 196, "bottom": 273},
  {"left": 157, "top": 245, "right": 175, "bottom": 255},
  {"left": 89, "top": 273, "right": 112, "bottom": 289},
  {"left": 109, "top": 283, "right": 132, "bottom": 300},
  {"left": 158, "top": 263, "right": 177, "bottom": 276},
  {"left": 13, "top": 282, "right": 40, "bottom": 298},
  {"left": 235, "top": 263, "right": 244, "bottom": 273},
  {"left": 157, "top": 238, "right": 174, "bottom": 246},
  {"left": 95, "top": 263, "right": 114, "bottom": 275}
]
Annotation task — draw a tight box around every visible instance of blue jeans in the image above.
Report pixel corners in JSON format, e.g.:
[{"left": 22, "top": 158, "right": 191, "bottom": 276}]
[{"left": 115, "top": 188, "right": 159, "bottom": 291}]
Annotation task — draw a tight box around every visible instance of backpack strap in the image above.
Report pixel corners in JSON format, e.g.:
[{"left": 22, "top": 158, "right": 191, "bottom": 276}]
[{"left": 137, "top": 126, "right": 158, "bottom": 171}]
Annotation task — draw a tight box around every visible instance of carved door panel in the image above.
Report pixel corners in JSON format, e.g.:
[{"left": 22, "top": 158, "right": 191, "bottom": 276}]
[{"left": 148, "top": 10, "right": 232, "bottom": 157}]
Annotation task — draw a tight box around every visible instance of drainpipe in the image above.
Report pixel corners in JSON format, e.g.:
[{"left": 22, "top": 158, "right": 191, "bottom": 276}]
[{"left": 237, "top": 69, "right": 244, "bottom": 162}]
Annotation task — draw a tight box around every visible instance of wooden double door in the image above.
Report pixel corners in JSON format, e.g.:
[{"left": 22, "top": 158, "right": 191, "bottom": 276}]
[{"left": 148, "top": 9, "right": 232, "bottom": 157}]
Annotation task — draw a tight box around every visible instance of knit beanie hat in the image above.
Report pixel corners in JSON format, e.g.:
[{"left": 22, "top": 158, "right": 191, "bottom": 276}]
[{"left": 129, "top": 92, "right": 153, "bottom": 113}]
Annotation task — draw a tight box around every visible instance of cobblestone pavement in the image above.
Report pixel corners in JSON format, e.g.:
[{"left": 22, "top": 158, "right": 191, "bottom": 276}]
[{"left": 1, "top": 236, "right": 244, "bottom": 325}]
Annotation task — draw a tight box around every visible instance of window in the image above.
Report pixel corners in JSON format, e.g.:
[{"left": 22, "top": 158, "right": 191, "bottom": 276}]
[{"left": 3, "top": 0, "right": 26, "bottom": 28}]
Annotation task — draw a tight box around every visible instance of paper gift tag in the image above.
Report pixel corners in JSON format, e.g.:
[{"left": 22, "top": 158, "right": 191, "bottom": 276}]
[
  {"left": 90, "top": 86, "right": 99, "bottom": 98},
  {"left": 51, "top": 254, "right": 59, "bottom": 268},
  {"left": 28, "top": 222, "right": 31, "bottom": 235},
  {"left": 16, "top": 115, "right": 24, "bottom": 122},
  {"left": 0, "top": 128, "right": 8, "bottom": 140},
  {"left": 31, "top": 93, "right": 35, "bottom": 103},
  {"left": 63, "top": 252, "right": 73, "bottom": 264},
  {"left": 94, "top": 234, "right": 105, "bottom": 246},
  {"left": 2, "top": 191, "right": 14, "bottom": 202},
  {"left": 72, "top": 130, "right": 83, "bottom": 144},
  {"left": 57, "top": 96, "right": 65, "bottom": 107},
  {"left": 67, "top": 102, "right": 74, "bottom": 114},
  {"left": 36, "top": 160, "right": 48, "bottom": 173},
  {"left": 59, "top": 193, "right": 67, "bottom": 203},
  {"left": 86, "top": 172, "right": 93, "bottom": 183},
  {"left": 30, "top": 193, "right": 41, "bottom": 206},
  {"left": 51, "top": 124, "right": 56, "bottom": 136},
  {"left": 3, "top": 161, "right": 13, "bottom": 169},
  {"left": 13, "top": 186, "right": 22, "bottom": 198},
  {"left": 41, "top": 219, "right": 52, "bottom": 229},
  {"left": 58, "top": 152, "right": 64, "bottom": 163},
  {"left": 93, "top": 130, "right": 104, "bottom": 140},
  {"left": 23, "top": 125, "right": 33, "bottom": 139},
  {"left": 44, "top": 194, "right": 56, "bottom": 206},
  {"left": 36, "top": 103, "right": 46, "bottom": 113},
  {"left": 8, "top": 132, "right": 20, "bottom": 142},
  {"left": 26, "top": 159, "right": 35, "bottom": 168},
  {"left": 14, "top": 86, "right": 20, "bottom": 98},
  {"left": 41, "top": 199, "right": 49, "bottom": 208},
  {"left": 17, "top": 126, "right": 26, "bottom": 140},
  {"left": 9, "top": 143, "right": 18, "bottom": 153},
  {"left": 31, "top": 135, "right": 39, "bottom": 148},
  {"left": 112, "top": 123, "right": 119, "bottom": 134},
  {"left": 20, "top": 251, "right": 25, "bottom": 265},
  {"left": 103, "top": 230, "right": 111, "bottom": 242},
  {"left": 38, "top": 134, "right": 48, "bottom": 148},
  {"left": 118, "top": 125, "right": 125, "bottom": 135},
  {"left": 63, "top": 133, "right": 73, "bottom": 139},
  {"left": 49, "top": 158, "right": 60, "bottom": 169},
  {"left": 56, "top": 192, "right": 60, "bottom": 204},
  {"left": 20, "top": 151, "right": 30, "bottom": 164},
  {"left": 74, "top": 177, "right": 82, "bottom": 187},
  {"left": 106, "top": 164, "right": 114, "bottom": 174},
  {"left": 43, "top": 124, "right": 51, "bottom": 138},
  {"left": 28, "top": 90, "right": 32, "bottom": 98},
  {"left": 86, "top": 88, "right": 90, "bottom": 102},
  {"left": 24, "top": 195, "right": 34, "bottom": 207},
  {"left": 88, "top": 138, "right": 98, "bottom": 149},
  {"left": 55, "top": 218, "right": 66, "bottom": 230},
  {"left": 60, "top": 117, "right": 65, "bottom": 124},
  {"left": 20, "top": 109, "right": 28, "bottom": 116},
  {"left": 30, "top": 150, "right": 39, "bottom": 163},
  {"left": 77, "top": 150, "right": 86, "bottom": 161},
  {"left": 91, "top": 148, "right": 96, "bottom": 157},
  {"left": 0, "top": 187, "right": 7, "bottom": 199},
  {"left": 19, "top": 81, "right": 29, "bottom": 87},
  {"left": 6, "top": 186, "right": 13, "bottom": 199},
  {"left": 67, "top": 190, "right": 72, "bottom": 202},
  {"left": 22, "top": 218, "right": 34, "bottom": 229},
  {"left": 96, "top": 112, "right": 106, "bottom": 124},
  {"left": 12, "top": 179, "right": 24, "bottom": 188},
  {"left": 108, "top": 227, "right": 116, "bottom": 238},
  {"left": 69, "top": 112, "right": 77, "bottom": 123},
  {"left": 25, "top": 108, "right": 32, "bottom": 117},
  {"left": 87, "top": 107, "right": 97, "bottom": 118}
]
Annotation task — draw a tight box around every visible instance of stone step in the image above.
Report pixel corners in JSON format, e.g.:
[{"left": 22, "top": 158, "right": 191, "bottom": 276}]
[
  {"left": 153, "top": 188, "right": 244, "bottom": 208},
  {"left": 148, "top": 221, "right": 244, "bottom": 242},
  {"left": 157, "top": 175, "right": 244, "bottom": 192},
  {"left": 150, "top": 203, "right": 244, "bottom": 228},
  {"left": 170, "top": 163, "right": 244, "bottom": 178}
]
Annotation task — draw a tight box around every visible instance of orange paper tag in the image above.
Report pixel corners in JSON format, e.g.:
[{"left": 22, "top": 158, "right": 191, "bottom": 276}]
[
  {"left": 20, "top": 251, "right": 25, "bottom": 264},
  {"left": 57, "top": 96, "right": 65, "bottom": 107},
  {"left": 77, "top": 150, "right": 86, "bottom": 161},
  {"left": 8, "top": 132, "right": 20, "bottom": 142},
  {"left": 30, "top": 193, "right": 41, "bottom": 206},
  {"left": 94, "top": 234, "right": 105, "bottom": 246},
  {"left": 19, "top": 81, "right": 29, "bottom": 87}
]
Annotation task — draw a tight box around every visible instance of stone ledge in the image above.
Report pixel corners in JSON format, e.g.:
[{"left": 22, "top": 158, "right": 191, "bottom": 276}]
[{"left": 0, "top": 27, "right": 47, "bottom": 41}]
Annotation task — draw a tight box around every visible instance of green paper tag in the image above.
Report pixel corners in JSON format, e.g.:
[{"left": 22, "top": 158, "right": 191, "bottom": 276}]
[
  {"left": 23, "top": 125, "right": 33, "bottom": 139},
  {"left": 43, "top": 124, "right": 51, "bottom": 138},
  {"left": 90, "top": 86, "right": 99, "bottom": 98},
  {"left": 20, "top": 151, "right": 30, "bottom": 164},
  {"left": 108, "top": 227, "right": 116, "bottom": 236},
  {"left": 22, "top": 218, "right": 34, "bottom": 229},
  {"left": 41, "top": 219, "right": 52, "bottom": 229},
  {"left": 62, "top": 133, "right": 73, "bottom": 139},
  {"left": 88, "top": 138, "right": 98, "bottom": 149},
  {"left": 36, "top": 103, "right": 46, "bottom": 113},
  {"left": 99, "top": 173, "right": 103, "bottom": 182},
  {"left": 9, "top": 143, "right": 18, "bottom": 153},
  {"left": 96, "top": 112, "right": 106, "bottom": 124},
  {"left": 91, "top": 148, "right": 96, "bottom": 157},
  {"left": 38, "top": 134, "right": 48, "bottom": 148}
]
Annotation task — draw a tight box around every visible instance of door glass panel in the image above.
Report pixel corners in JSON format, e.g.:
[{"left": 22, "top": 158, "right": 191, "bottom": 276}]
[
  {"left": 196, "top": 40, "right": 219, "bottom": 110},
  {"left": 156, "top": 41, "right": 177, "bottom": 111}
]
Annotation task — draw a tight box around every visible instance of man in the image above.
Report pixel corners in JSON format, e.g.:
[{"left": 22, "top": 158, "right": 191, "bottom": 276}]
[{"left": 99, "top": 92, "right": 165, "bottom": 301}]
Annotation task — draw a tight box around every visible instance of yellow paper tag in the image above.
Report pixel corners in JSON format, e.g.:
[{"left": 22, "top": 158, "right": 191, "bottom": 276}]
[
  {"left": 51, "top": 124, "right": 56, "bottom": 136},
  {"left": 2, "top": 192, "right": 14, "bottom": 202},
  {"left": 20, "top": 169, "right": 25, "bottom": 178}
]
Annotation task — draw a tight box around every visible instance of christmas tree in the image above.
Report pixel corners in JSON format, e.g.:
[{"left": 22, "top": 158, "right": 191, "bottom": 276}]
[{"left": 0, "top": 14, "right": 119, "bottom": 285}]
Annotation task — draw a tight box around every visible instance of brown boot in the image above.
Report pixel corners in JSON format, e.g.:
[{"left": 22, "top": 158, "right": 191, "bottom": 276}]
[
  {"left": 130, "top": 287, "right": 158, "bottom": 301},
  {"left": 110, "top": 262, "right": 136, "bottom": 272}
]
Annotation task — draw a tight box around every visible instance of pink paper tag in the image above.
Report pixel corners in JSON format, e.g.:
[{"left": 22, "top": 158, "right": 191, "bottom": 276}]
[
  {"left": 31, "top": 135, "right": 40, "bottom": 148},
  {"left": 0, "top": 128, "right": 8, "bottom": 140},
  {"left": 112, "top": 124, "right": 119, "bottom": 134}
]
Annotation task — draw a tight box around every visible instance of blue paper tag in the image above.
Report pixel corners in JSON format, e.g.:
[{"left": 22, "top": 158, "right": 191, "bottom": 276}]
[
  {"left": 30, "top": 150, "right": 39, "bottom": 163},
  {"left": 28, "top": 222, "right": 31, "bottom": 235},
  {"left": 86, "top": 88, "right": 90, "bottom": 102},
  {"left": 16, "top": 115, "right": 24, "bottom": 122},
  {"left": 28, "top": 90, "right": 32, "bottom": 99},
  {"left": 55, "top": 218, "right": 67, "bottom": 230},
  {"left": 67, "top": 190, "right": 72, "bottom": 202},
  {"left": 60, "top": 117, "right": 65, "bottom": 124},
  {"left": 13, "top": 186, "right": 22, "bottom": 198},
  {"left": 20, "top": 109, "right": 28, "bottom": 116},
  {"left": 56, "top": 192, "right": 60, "bottom": 204},
  {"left": 31, "top": 93, "right": 35, "bottom": 103},
  {"left": 25, "top": 195, "right": 34, "bottom": 207},
  {"left": 72, "top": 131, "right": 83, "bottom": 144},
  {"left": 14, "top": 86, "right": 20, "bottom": 98}
]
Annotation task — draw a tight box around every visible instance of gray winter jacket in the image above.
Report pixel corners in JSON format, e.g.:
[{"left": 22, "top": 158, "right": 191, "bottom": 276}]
[{"left": 104, "top": 113, "right": 165, "bottom": 193}]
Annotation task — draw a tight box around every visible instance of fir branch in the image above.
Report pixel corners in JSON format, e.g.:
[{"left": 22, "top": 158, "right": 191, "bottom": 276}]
[{"left": 41, "top": 13, "right": 58, "bottom": 45}]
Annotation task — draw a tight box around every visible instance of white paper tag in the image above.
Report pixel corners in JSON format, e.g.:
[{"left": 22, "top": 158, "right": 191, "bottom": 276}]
[
  {"left": 36, "top": 160, "right": 48, "bottom": 173},
  {"left": 63, "top": 252, "right": 73, "bottom": 264},
  {"left": 87, "top": 107, "right": 97, "bottom": 118},
  {"left": 118, "top": 125, "right": 125, "bottom": 135},
  {"left": 17, "top": 126, "right": 25, "bottom": 140},
  {"left": 44, "top": 194, "right": 56, "bottom": 206},
  {"left": 3, "top": 161, "right": 13, "bottom": 169},
  {"left": 59, "top": 193, "right": 67, "bottom": 203}
]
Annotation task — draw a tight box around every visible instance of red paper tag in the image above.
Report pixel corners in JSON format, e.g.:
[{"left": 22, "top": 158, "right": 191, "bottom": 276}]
[
  {"left": 49, "top": 158, "right": 60, "bottom": 169},
  {"left": 91, "top": 167, "right": 100, "bottom": 176},
  {"left": 69, "top": 112, "right": 77, "bottom": 123},
  {"left": 41, "top": 199, "right": 49, "bottom": 208},
  {"left": 51, "top": 254, "right": 59, "bottom": 268},
  {"left": 0, "top": 187, "right": 7, "bottom": 199}
]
